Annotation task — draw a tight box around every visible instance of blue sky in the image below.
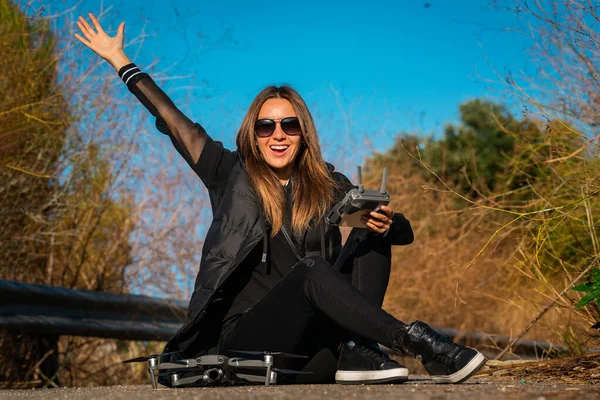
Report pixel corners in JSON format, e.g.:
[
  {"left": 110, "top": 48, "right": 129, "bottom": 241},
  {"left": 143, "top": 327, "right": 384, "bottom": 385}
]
[
  {"left": 12, "top": 0, "right": 539, "bottom": 294},
  {"left": 29, "top": 0, "right": 535, "bottom": 166}
]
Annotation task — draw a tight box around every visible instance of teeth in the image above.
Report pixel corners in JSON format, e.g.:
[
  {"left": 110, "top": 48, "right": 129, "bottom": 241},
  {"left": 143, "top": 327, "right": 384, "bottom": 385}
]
[{"left": 270, "top": 145, "right": 289, "bottom": 150}]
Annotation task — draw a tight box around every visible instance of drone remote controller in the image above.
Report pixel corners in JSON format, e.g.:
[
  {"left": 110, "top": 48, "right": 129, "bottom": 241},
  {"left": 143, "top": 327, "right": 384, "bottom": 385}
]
[{"left": 327, "top": 166, "right": 390, "bottom": 228}]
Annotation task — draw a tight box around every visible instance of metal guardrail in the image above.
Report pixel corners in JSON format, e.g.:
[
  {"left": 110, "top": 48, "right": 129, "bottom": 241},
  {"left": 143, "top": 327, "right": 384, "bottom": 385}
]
[
  {"left": 0, "top": 279, "right": 564, "bottom": 356},
  {"left": 0, "top": 279, "right": 187, "bottom": 341}
]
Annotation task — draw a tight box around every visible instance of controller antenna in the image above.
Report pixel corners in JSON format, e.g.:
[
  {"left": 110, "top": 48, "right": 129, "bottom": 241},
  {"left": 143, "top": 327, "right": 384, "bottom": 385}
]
[
  {"left": 357, "top": 165, "right": 364, "bottom": 192},
  {"left": 380, "top": 168, "right": 388, "bottom": 194}
]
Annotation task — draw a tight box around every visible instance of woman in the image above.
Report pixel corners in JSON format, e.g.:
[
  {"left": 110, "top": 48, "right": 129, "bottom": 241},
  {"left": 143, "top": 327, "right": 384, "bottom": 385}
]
[{"left": 75, "top": 13, "right": 486, "bottom": 386}]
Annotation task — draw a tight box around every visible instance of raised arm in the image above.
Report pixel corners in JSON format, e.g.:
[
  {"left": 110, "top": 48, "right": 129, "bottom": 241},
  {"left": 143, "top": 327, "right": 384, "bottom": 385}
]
[{"left": 74, "top": 13, "right": 236, "bottom": 188}]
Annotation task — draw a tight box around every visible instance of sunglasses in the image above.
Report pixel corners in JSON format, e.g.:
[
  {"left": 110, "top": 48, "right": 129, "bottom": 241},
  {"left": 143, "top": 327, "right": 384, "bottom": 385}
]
[{"left": 254, "top": 117, "right": 302, "bottom": 138}]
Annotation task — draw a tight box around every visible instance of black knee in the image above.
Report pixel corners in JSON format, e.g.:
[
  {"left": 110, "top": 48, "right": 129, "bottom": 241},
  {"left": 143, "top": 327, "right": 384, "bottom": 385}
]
[
  {"left": 293, "top": 256, "right": 343, "bottom": 305},
  {"left": 295, "top": 255, "right": 336, "bottom": 280}
]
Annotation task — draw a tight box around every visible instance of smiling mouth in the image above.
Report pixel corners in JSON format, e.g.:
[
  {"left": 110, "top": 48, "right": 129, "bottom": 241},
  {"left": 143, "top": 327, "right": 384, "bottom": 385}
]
[{"left": 270, "top": 145, "right": 290, "bottom": 155}]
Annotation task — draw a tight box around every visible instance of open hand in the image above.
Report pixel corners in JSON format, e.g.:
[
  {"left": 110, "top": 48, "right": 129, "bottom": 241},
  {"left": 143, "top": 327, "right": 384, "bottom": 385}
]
[
  {"left": 74, "top": 13, "right": 125, "bottom": 66},
  {"left": 361, "top": 205, "right": 395, "bottom": 234}
]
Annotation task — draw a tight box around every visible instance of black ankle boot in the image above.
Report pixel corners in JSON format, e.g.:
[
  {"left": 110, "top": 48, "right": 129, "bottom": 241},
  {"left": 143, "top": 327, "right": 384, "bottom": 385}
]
[
  {"left": 336, "top": 341, "right": 408, "bottom": 384},
  {"left": 403, "top": 321, "right": 486, "bottom": 384}
]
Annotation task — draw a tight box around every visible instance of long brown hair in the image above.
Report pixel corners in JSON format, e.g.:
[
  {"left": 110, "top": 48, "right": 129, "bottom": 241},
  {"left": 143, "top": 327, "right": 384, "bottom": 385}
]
[{"left": 236, "top": 86, "right": 337, "bottom": 236}]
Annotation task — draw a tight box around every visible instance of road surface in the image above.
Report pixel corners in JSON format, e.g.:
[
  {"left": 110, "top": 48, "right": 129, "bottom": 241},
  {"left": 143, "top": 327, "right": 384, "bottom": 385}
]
[{"left": 1, "top": 376, "right": 598, "bottom": 400}]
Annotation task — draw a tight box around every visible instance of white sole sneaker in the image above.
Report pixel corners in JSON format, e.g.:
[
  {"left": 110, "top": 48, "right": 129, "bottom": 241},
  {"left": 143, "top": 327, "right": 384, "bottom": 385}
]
[
  {"left": 431, "top": 351, "right": 487, "bottom": 384},
  {"left": 335, "top": 367, "right": 409, "bottom": 384}
]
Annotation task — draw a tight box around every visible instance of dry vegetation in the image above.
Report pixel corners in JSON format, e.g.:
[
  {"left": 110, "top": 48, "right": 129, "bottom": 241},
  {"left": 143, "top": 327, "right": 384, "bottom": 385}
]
[
  {"left": 366, "top": 0, "right": 600, "bottom": 358},
  {"left": 478, "top": 352, "right": 600, "bottom": 385},
  {"left": 0, "top": 0, "right": 206, "bottom": 387},
  {"left": 368, "top": 132, "right": 598, "bottom": 352}
]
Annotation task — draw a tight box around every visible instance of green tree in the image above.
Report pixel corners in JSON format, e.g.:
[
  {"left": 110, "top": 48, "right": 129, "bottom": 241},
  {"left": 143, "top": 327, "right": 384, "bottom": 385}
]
[{"left": 424, "top": 99, "right": 525, "bottom": 197}]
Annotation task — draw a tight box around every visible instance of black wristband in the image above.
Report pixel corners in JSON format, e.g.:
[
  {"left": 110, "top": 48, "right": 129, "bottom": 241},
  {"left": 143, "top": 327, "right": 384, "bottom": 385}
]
[{"left": 118, "top": 63, "right": 145, "bottom": 86}]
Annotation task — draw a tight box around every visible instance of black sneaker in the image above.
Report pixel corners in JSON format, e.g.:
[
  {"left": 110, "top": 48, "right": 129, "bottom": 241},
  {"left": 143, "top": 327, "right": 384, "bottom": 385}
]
[
  {"left": 404, "top": 321, "right": 487, "bottom": 384},
  {"left": 335, "top": 341, "right": 409, "bottom": 384}
]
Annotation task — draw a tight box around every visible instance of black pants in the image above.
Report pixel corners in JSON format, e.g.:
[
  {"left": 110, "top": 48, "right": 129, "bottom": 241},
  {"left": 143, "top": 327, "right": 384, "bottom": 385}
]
[{"left": 219, "top": 229, "right": 407, "bottom": 383}]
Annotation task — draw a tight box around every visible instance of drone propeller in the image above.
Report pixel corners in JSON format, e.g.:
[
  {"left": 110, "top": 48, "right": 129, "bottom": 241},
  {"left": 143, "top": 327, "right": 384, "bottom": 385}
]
[
  {"left": 228, "top": 350, "right": 308, "bottom": 359},
  {"left": 122, "top": 350, "right": 181, "bottom": 364},
  {"left": 272, "top": 368, "right": 313, "bottom": 375}
]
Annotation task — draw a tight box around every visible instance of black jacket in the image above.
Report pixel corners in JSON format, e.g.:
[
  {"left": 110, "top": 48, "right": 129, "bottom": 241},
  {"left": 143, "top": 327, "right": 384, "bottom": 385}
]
[
  {"left": 119, "top": 67, "right": 414, "bottom": 360},
  {"left": 163, "top": 137, "right": 414, "bottom": 359}
]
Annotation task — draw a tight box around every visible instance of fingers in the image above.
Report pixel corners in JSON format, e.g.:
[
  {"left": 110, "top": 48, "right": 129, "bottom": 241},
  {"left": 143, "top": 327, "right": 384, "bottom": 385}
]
[
  {"left": 76, "top": 21, "right": 93, "bottom": 43},
  {"left": 88, "top": 13, "right": 106, "bottom": 35},
  {"left": 78, "top": 15, "right": 96, "bottom": 37},
  {"left": 364, "top": 217, "right": 387, "bottom": 229},
  {"left": 360, "top": 206, "right": 395, "bottom": 234},
  {"left": 378, "top": 205, "right": 395, "bottom": 218},
  {"left": 363, "top": 219, "right": 387, "bottom": 234},
  {"left": 369, "top": 209, "right": 392, "bottom": 225},
  {"left": 117, "top": 21, "right": 125, "bottom": 38},
  {"left": 361, "top": 213, "right": 387, "bottom": 232},
  {"left": 73, "top": 33, "right": 92, "bottom": 48}
]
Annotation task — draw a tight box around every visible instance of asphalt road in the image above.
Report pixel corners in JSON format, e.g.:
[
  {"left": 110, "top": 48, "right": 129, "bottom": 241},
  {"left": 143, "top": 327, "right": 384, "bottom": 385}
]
[{"left": 1, "top": 376, "right": 598, "bottom": 400}]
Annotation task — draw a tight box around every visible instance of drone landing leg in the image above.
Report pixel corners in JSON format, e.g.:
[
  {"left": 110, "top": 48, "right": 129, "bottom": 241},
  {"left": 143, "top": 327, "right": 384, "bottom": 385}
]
[
  {"left": 264, "top": 354, "right": 273, "bottom": 386},
  {"left": 148, "top": 357, "right": 158, "bottom": 389}
]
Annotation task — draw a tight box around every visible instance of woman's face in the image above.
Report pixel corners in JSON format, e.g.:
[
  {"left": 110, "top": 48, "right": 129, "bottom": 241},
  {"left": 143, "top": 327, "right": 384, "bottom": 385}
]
[{"left": 256, "top": 98, "right": 303, "bottom": 181}]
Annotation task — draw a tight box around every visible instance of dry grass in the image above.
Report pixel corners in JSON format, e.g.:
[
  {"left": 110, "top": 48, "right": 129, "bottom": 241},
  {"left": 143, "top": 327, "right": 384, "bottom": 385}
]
[
  {"left": 0, "top": 1, "right": 205, "bottom": 387},
  {"left": 55, "top": 337, "right": 164, "bottom": 387},
  {"left": 478, "top": 352, "right": 600, "bottom": 385},
  {"left": 361, "top": 138, "right": 599, "bottom": 357}
]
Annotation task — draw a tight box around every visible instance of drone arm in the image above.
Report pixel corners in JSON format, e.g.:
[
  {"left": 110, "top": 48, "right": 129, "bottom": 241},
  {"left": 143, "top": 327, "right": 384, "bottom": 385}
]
[
  {"left": 171, "top": 374, "right": 206, "bottom": 387},
  {"left": 229, "top": 359, "right": 269, "bottom": 368},
  {"left": 235, "top": 372, "right": 277, "bottom": 385},
  {"left": 153, "top": 360, "right": 198, "bottom": 370}
]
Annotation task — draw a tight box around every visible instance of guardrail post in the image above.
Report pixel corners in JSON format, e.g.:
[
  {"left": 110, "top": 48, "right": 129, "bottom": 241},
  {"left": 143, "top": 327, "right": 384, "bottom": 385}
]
[
  {"left": 37, "top": 334, "right": 60, "bottom": 387},
  {"left": 0, "top": 330, "right": 59, "bottom": 388}
]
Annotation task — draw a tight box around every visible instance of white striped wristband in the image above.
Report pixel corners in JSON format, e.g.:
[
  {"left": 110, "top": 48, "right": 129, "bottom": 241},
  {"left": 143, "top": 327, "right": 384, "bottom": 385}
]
[{"left": 118, "top": 63, "right": 146, "bottom": 86}]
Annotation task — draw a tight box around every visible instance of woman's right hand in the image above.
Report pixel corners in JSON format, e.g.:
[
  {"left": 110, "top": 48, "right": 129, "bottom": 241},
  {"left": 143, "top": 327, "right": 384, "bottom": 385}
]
[{"left": 75, "top": 13, "right": 130, "bottom": 70}]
